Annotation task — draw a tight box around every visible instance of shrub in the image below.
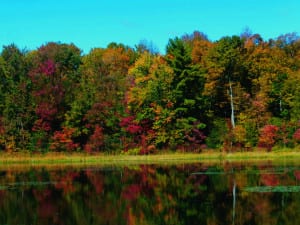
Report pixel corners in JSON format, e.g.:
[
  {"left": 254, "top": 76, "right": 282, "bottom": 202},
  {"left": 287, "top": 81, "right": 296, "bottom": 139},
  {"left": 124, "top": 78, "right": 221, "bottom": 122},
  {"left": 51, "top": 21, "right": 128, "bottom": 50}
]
[
  {"left": 293, "top": 128, "right": 300, "bottom": 142},
  {"left": 50, "top": 127, "right": 79, "bottom": 152},
  {"left": 258, "top": 125, "right": 279, "bottom": 151}
]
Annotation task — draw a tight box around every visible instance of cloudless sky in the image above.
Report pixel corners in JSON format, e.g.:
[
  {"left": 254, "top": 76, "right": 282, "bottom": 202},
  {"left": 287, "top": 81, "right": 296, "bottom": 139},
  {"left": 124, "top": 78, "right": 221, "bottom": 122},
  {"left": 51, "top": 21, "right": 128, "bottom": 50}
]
[{"left": 1, "top": 0, "right": 299, "bottom": 54}]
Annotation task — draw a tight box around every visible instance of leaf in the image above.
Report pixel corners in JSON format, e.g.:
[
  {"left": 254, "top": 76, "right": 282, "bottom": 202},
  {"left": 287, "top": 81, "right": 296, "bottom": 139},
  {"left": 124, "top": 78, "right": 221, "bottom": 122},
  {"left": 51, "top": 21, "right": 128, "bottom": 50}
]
[{"left": 183, "top": 99, "right": 196, "bottom": 106}]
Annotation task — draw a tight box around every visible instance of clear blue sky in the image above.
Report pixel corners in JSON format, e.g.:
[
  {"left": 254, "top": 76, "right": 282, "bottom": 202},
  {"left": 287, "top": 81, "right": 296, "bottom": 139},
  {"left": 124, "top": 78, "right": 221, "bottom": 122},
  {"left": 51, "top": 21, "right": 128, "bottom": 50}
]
[{"left": 1, "top": 0, "right": 299, "bottom": 54}]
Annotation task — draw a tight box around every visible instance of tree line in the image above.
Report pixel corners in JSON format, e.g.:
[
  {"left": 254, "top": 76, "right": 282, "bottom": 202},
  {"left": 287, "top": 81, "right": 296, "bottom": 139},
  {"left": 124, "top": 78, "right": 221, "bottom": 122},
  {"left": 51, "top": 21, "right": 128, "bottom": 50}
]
[{"left": 0, "top": 31, "right": 300, "bottom": 153}]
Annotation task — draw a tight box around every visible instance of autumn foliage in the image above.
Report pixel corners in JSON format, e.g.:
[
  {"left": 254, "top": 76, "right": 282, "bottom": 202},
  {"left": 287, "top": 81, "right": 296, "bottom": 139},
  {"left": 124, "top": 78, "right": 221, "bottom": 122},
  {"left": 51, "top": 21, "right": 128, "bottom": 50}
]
[
  {"left": 293, "top": 128, "right": 300, "bottom": 142},
  {"left": 50, "top": 127, "right": 79, "bottom": 151},
  {"left": 0, "top": 31, "right": 300, "bottom": 152},
  {"left": 258, "top": 125, "right": 279, "bottom": 151},
  {"left": 84, "top": 125, "right": 104, "bottom": 153}
]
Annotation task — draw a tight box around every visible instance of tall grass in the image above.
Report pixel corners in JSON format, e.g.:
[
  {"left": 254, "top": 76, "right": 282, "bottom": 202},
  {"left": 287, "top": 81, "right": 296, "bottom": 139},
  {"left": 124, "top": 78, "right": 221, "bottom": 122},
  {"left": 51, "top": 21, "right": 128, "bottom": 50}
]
[{"left": 0, "top": 150, "right": 300, "bottom": 167}]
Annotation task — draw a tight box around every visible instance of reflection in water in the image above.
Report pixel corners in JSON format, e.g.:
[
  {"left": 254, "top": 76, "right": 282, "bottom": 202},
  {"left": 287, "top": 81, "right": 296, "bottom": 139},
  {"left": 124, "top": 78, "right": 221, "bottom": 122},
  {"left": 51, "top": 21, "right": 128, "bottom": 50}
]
[
  {"left": 232, "top": 180, "right": 236, "bottom": 225},
  {"left": 0, "top": 163, "right": 299, "bottom": 224}
]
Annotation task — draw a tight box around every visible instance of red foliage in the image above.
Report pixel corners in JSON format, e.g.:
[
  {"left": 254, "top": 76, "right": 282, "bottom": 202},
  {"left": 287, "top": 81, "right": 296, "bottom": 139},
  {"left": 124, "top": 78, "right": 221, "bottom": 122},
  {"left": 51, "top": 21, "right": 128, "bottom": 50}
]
[
  {"left": 39, "top": 59, "right": 56, "bottom": 76},
  {"left": 127, "top": 124, "right": 143, "bottom": 134},
  {"left": 120, "top": 116, "right": 155, "bottom": 152},
  {"left": 35, "top": 102, "right": 58, "bottom": 121},
  {"left": 258, "top": 125, "right": 279, "bottom": 151},
  {"left": 260, "top": 174, "right": 280, "bottom": 186},
  {"left": 120, "top": 116, "right": 142, "bottom": 134},
  {"left": 293, "top": 128, "right": 300, "bottom": 142},
  {"left": 119, "top": 116, "right": 134, "bottom": 127},
  {"left": 84, "top": 125, "right": 104, "bottom": 153},
  {"left": 32, "top": 119, "right": 52, "bottom": 132},
  {"left": 50, "top": 127, "right": 79, "bottom": 151}
]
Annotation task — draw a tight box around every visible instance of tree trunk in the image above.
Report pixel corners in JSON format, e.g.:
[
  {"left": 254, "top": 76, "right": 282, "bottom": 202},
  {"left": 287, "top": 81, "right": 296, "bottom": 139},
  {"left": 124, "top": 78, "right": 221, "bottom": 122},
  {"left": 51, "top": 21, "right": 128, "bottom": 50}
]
[{"left": 229, "top": 79, "right": 235, "bottom": 128}]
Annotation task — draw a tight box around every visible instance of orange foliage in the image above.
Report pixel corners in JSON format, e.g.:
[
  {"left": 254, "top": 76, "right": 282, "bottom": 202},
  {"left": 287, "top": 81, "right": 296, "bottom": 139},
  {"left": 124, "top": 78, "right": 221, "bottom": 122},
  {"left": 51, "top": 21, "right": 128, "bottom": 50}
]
[
  {"left": 191, "top": 39, "right": 213, "bottom": 64},
  {"left": 102, "top": 47, "right": 131, "bottom": 75},
  {"left": 50, "top": 127, "right": 79, "bottom": 151}
]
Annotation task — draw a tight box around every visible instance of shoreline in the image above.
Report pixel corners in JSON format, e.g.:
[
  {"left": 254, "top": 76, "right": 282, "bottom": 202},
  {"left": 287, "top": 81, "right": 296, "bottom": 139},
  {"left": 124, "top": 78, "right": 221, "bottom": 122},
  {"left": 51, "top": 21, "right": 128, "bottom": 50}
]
[{"left": 0, "top": 150, "right": 300, "bottom": 166}]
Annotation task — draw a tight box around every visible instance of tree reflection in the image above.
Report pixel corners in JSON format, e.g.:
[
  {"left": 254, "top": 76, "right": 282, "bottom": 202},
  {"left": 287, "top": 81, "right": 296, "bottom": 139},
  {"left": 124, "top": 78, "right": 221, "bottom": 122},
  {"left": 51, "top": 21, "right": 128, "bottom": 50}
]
[{"left": 0, "top": 163, "right": 299, "bottom": 224}]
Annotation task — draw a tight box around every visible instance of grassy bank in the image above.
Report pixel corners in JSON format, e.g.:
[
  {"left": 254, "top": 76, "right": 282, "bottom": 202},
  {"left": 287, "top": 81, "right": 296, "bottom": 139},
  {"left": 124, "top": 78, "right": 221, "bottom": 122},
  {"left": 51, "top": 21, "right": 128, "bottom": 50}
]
[{"left": 0, "top": 150, "right": 300, "bottom": 166}]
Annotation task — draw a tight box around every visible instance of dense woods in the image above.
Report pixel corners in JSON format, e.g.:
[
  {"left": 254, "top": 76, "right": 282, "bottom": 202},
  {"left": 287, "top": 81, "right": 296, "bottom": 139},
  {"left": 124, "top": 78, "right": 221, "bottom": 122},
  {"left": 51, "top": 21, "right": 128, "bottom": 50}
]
[{"left": 1, "top": 31, "right": 300, "bottom": 153}]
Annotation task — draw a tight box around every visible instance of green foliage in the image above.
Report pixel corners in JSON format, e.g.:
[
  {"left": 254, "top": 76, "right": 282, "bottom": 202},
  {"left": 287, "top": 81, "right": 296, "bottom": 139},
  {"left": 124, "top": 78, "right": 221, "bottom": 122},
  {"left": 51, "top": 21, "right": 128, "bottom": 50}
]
[
  {"left": 0, "top": 45, "right": 34, "bottom": 151},
  {"left": 27, "top": 131, "right": 49, "bottom": 152},
  {"left": 205, "top": 118, "right": 228, "bottom": 148},
  {"left": 121, "top": 147, "right": 140, "bottom": 155}
]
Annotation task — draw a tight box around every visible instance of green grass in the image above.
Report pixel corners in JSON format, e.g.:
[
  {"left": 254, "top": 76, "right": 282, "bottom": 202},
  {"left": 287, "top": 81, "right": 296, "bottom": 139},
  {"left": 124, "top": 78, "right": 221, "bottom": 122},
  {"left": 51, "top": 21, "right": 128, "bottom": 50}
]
[{"left": 0, "top": 150, "right": 300, "bottom": 168}]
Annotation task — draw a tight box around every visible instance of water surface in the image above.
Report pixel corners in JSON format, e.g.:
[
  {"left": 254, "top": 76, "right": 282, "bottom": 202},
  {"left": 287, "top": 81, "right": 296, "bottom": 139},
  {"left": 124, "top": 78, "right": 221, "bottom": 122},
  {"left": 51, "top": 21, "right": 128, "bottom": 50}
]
[{"left": 0, "top": 161, "right": 300, "bottom": 225}]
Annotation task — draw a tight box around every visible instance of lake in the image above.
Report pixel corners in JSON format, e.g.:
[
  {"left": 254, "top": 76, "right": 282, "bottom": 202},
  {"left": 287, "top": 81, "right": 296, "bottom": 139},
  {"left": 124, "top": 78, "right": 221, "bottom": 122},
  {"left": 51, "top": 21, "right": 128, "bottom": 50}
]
[{"left": 0, "top": 161, "right": 300, "bottom": 225}]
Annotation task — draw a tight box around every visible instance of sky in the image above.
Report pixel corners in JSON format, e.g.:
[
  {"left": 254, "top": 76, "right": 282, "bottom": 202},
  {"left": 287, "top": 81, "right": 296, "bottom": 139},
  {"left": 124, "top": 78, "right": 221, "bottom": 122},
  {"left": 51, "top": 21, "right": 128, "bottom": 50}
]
[{"left": 0, "top": 0, "right": 299, "bottom": 54}]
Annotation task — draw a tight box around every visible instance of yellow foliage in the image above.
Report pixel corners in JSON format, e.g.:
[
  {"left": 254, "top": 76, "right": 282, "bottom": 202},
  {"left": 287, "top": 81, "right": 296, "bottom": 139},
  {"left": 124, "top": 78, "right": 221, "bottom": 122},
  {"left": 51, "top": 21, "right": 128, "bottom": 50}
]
[{"left": 233, "top": 125, "right": 246, "bottom": 144}]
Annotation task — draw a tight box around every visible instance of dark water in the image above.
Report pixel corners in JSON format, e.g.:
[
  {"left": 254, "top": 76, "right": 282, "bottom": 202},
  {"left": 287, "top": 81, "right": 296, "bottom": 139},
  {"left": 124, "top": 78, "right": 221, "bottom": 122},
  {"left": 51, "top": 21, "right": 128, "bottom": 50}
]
[{"left": 0, "top": 162, "right": 300, "bottom": 225}]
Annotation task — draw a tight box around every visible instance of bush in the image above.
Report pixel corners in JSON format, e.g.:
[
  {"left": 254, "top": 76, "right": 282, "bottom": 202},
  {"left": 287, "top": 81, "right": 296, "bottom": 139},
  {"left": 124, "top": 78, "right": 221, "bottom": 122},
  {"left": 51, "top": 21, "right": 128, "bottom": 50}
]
[{"left": 258, "top": 125, "right": 279, "bottom": 151}]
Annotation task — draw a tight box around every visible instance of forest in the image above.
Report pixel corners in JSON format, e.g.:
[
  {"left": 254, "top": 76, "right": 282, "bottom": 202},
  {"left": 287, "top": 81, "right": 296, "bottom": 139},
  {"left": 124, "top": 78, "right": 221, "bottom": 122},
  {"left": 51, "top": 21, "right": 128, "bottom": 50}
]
[{"left": 0, "top": 31, "right": 300, "bottom": 153}]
